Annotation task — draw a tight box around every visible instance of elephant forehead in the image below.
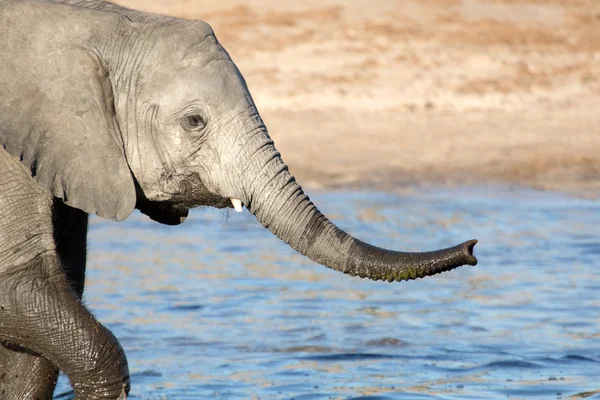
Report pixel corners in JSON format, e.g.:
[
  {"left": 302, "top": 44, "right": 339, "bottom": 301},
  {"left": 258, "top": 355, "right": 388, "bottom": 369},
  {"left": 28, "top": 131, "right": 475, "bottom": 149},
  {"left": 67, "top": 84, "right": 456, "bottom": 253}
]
[
  {"left": 148, "top": 20, "right": 218, "bottom": 61},
  {"left": 183, "top": 20, "right": 215, "bottom": 41},
  {"left": 180, "top": 39, "right": 230, "bottom": 69},
  {"left": 146, "top": 61, "right": 250, "bottom": 112},
  {"left": 141, "top": 36, "right": 230, "bottom": 84}
]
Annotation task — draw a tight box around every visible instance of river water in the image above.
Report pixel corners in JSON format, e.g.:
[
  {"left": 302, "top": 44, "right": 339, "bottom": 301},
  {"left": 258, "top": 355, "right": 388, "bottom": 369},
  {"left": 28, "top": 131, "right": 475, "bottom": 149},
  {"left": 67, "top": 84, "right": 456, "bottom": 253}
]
[{"left": 54, "top": 187, "right": 600, "bottom": 399}]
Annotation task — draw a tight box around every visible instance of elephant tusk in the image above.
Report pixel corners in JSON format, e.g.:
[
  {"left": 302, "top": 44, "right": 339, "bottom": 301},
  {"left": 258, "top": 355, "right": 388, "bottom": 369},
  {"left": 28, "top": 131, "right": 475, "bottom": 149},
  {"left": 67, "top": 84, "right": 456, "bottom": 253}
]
[{"left": 230, "top": 198, "right": 243, "bottom": 212}]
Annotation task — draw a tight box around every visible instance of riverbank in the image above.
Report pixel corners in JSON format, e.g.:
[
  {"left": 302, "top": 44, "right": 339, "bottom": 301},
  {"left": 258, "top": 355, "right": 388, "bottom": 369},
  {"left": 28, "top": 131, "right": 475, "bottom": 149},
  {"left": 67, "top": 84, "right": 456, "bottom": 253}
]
[{"left": 113, "top": 0, "right": 600, "bottom": 198}]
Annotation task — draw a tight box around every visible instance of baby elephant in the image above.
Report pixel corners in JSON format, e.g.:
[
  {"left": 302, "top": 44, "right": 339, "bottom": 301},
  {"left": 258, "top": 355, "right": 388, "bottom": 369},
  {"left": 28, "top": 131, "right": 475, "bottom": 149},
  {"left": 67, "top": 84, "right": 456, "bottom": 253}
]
[{"left": 0, "top": 0, "right": 477, "bottom": 398}]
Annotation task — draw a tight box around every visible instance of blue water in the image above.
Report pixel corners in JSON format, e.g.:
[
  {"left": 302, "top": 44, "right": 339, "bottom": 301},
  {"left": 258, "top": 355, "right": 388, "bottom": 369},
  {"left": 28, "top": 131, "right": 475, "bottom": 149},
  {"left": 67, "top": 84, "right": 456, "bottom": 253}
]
[{"left": 54, "top": 187, "right": 600, "bottom": 399}]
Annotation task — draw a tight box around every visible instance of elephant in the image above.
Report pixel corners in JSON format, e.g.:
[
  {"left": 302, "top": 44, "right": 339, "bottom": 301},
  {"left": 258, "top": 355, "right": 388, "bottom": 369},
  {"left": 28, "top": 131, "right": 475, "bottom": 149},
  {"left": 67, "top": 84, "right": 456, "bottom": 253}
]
[{"left": 0, "top": 0, "right": 478, "bottom": 398}]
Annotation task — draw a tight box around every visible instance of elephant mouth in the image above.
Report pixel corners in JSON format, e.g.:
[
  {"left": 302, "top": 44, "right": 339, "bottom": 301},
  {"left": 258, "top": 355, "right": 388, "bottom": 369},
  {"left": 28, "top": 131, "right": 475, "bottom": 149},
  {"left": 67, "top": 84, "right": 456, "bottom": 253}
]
[
  {"left": 136, "top": 198, "right": 191, "bottom": 225},
  {"left": 135, "top": 173, "right": 239, "bottom": 225},
  {"left": 171, "top": 174, "right": 235, "bottom": 210},
  {"left": 136, "top": 194, "right": 236, "bottom": 225}
]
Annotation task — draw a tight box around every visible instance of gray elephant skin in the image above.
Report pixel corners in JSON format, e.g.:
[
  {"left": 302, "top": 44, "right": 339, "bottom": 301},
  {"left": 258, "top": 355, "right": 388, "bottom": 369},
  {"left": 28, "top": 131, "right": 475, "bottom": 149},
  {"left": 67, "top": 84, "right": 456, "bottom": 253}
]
[{"left": 0, "top": 0, "right": 478, "bottom": 398}]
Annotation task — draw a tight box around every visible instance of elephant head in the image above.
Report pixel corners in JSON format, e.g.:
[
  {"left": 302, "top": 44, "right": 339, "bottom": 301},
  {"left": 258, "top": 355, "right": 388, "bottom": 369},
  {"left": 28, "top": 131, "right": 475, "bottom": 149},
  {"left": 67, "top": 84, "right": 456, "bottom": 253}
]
[{"left": 0, "top": 1, "right": 477, "bottom": 282}]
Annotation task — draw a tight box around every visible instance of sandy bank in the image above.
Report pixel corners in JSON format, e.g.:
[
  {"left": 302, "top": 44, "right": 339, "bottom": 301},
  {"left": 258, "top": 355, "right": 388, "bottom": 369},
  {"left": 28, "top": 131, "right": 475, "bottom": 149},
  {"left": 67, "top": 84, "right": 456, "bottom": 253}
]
[{"left": 112, "top": 0, "right": 600, "bottom": 197}]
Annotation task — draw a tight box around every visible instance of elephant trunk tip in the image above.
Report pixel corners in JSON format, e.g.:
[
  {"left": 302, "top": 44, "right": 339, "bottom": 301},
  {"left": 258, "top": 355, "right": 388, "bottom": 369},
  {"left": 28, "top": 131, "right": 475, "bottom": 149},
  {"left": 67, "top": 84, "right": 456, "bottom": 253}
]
[
  {"left": 462, "top": 239, "right": 478, "bottom": 266},
  {"left": 375, "top": 238, "right": 478, "bottom": 283}
]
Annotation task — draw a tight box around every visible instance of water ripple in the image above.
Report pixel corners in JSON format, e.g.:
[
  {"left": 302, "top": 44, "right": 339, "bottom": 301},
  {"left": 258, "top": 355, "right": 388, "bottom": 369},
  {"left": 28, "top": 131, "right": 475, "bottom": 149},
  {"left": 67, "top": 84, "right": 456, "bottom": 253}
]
[{"left": 53, "top": 187, "right": 600, "bottom": 399}]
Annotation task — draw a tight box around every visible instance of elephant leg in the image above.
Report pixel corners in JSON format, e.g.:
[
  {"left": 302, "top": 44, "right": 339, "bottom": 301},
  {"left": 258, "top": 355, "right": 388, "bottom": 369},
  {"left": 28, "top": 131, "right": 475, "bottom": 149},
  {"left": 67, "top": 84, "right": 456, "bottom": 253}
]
[
  {"left": 0, "top": 256, "right": 129, "bottom": 400},
  {"left": 0, "top": 200, "right": 92, "bottom": 399},
  {"left": 0, "top": 344, "right": 58, "bottom": 400},
  {"left": 52, "top": 199, "right": 89, "bottom": 300}
]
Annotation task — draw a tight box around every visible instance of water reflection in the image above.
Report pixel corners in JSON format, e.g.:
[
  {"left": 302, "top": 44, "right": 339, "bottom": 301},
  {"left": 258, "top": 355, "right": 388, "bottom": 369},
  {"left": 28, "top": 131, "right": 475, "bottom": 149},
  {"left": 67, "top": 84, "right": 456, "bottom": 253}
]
[{"left": 55, "top": 187, "right": 600, "bottom": 399}]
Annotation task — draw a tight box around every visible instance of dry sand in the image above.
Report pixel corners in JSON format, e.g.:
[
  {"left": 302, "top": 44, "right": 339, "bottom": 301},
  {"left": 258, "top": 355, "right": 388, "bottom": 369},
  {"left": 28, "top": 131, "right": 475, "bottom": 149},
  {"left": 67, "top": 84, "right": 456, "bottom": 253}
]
[{"left": 112, "top": 0, "right": 600, "bottom": 197}]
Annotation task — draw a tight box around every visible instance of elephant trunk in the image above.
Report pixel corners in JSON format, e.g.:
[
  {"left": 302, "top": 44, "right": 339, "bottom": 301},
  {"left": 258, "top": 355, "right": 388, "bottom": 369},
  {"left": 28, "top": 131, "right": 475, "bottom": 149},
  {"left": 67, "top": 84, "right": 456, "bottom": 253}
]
[{"left": 242, "top": 143, "right": 477, "bottom": 282}]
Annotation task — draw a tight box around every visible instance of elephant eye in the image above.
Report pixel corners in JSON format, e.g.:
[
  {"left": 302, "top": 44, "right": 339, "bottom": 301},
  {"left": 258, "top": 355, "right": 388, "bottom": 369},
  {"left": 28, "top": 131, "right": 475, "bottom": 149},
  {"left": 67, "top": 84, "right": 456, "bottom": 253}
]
[{"left": 181, "top": 113, "right": 206, "bottom": 134}]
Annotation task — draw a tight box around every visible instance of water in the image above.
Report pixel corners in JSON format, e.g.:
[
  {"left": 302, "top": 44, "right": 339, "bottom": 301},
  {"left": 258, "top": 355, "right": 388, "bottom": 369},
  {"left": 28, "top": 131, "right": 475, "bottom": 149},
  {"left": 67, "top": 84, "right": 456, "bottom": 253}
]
[{"left": 54, "top": 187, "right": 600, "bottom": 399}]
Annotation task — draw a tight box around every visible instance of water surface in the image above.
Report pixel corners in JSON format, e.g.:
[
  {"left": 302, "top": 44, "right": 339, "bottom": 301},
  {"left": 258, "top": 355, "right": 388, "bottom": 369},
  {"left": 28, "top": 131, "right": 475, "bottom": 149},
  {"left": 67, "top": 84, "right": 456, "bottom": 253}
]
[{"left": 55, "top": 187, "right": 600, "bottom": 399}]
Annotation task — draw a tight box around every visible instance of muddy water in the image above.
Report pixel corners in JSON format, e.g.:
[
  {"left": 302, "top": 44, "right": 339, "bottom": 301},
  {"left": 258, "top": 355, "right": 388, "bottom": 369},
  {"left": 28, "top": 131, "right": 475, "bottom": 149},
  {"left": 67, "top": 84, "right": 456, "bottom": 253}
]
[{"left": 54, "top": 187, "right": 600, "bottom": 399}]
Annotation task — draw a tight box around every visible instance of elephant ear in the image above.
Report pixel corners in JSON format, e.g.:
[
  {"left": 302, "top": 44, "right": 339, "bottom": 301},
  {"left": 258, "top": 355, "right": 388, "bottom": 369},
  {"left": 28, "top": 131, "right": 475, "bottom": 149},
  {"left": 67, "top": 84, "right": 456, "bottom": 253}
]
[{"left": 0, "top": 49, "right": 136, "bottom": 221}]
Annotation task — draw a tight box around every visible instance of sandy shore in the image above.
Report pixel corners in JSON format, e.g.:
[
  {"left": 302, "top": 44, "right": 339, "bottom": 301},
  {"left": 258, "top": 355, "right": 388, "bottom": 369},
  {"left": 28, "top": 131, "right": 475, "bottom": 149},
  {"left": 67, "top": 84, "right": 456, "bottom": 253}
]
[{"left": 112, "top": 0, "right": 600, "bottom": 197}]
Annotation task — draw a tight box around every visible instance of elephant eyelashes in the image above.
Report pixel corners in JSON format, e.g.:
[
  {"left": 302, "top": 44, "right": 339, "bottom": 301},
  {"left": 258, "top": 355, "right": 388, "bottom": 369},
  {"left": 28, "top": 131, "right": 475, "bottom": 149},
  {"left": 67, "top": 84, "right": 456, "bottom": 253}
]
[{"left": 180, "top": 113, "right": 206, "bottom": 135}]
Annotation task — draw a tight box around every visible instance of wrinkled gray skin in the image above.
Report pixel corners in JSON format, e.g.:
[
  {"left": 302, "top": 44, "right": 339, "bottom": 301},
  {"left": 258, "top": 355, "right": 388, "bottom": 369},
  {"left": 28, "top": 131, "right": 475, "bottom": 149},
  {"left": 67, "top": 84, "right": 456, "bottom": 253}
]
[{"left": 0, "top": 0, "right": 478, "bottom": 398}]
